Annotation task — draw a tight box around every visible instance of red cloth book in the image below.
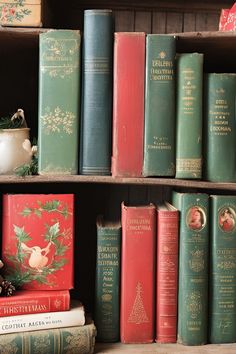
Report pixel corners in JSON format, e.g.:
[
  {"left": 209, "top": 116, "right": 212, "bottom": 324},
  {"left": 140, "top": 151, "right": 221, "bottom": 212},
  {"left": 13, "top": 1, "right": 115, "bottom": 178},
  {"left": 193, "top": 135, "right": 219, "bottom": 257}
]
[
  {"left": 156, "top": 202, "right": 179, "bottom": 343},
  {"left": 0, "top": 289, "right": 70, "bottom": 317},
  {"left": 2, "top": 194, "right": 74, "bottom": 290},
  {"left": 120, "top": 202, "right": 156, "bottom": 343},
  {"left": 219, "top": 3, "right": 236, "bottom": 31},
  {"left": 112, "top": 32, "right": 145, "bottom": 177}
]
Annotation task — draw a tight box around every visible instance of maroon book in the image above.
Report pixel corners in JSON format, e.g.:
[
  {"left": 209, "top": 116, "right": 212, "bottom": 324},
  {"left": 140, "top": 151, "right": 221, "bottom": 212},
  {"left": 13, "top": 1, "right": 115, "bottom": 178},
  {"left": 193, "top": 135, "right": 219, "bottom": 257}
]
[
  {"left": 112, "top": 32, "right": 145, "bottom": 177},
  {"left": 120, "top": 202, "right": 156, "bottom": 343},
  {"left": 156, "top": 202, "right": 179, "bottom": 343}
]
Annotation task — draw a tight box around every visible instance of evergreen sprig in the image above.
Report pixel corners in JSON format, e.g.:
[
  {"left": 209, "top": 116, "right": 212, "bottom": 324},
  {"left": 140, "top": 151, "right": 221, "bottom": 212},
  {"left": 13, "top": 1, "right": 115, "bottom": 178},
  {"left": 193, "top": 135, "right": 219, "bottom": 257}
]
[{"left": 0, "top": 116, "right": 23, "bottom": 130}]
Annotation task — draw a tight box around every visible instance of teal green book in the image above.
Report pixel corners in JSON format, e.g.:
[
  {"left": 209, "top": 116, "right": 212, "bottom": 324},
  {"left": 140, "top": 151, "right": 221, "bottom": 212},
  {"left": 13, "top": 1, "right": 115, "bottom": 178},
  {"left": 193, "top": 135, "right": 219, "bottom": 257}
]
[
  {"left": 175, "top": 53, "right": 203, "bottom": 179},
  {"left": 80, "top": 9, "right": 114, "bottom": 175},
  {"left": 172, "top": 191, "right": 209, "bottom": 345},
  {"left": 209, "top": 195, "right": 236, "bottom": 344},
  {"left": 38, "top": 30, "right": 81, "bottom": 175},
  {"left": 95, "top": 216, "right": 121, "bottom": 342},
  {"left": 143, "top": 34, "right": 176, "bottom": 177},
  {"left": 204, "top": 73, "right": 236, "bottom": 182}
]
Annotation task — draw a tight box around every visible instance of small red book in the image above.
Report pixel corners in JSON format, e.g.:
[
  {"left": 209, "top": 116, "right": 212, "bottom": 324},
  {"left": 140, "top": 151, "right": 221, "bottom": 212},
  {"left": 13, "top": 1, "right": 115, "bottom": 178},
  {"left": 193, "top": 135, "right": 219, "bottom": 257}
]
[
  {"left": 0, "top": 289, "right": 70, "bottom": 317},
  {"left": 112, "top": 32, "right": 145, "bottom": 177},
  {"left": 120, "top": 202, "right": 156, "bottom": 343},
  {"left": 2, "top": 194, "right": 74, "bottom": 290},
  {"left": 156, "top": 202, "right": 179, "bottom": 343}
]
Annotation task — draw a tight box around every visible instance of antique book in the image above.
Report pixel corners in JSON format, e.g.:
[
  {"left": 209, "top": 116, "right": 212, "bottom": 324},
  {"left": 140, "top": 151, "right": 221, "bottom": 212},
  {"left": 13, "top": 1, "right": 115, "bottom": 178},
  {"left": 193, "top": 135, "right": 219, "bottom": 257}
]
[
  {"left": 175, "top": 53, "right": 204, "bottom": 179},
  {"left": 0, "top": 300, "right": 85, "bottom": 334},
  {"left": 172, "top": 192, "right": 209, "bottom": 345},
  {"left": 120, "top": 202, "right": 156, "bottom": 343},
  {"left": 143, "top": 34, "right": 176, "bottom": 177},
  {"left": 112, "top": 32, "right": 145, "bottom": 177},
  {"left": 80, "top": 9, "right": 114, "bottom": 176},
  {"left": 209, "top": 195, "right": 236, "bottom": 343},
  {"left": 0, "top": 316, "right": 96, "bottom": 354},
  {"left": 95, "top": 216, "right": 121, "bottom": 342},
  {"left": 0, "top": 289, "right": 70, "bottom": 317},
  {"left": 204, "top": 73, "right": 236, "bottom": 182},
  {"left": 38, "top": 29, "right": 81, "bottom": 175},
  {"left": 2, "top": 194, "right": 74, "bottom": 290},
  {"left": 156, "top": 202, "right": 179, "bottom": 343}
]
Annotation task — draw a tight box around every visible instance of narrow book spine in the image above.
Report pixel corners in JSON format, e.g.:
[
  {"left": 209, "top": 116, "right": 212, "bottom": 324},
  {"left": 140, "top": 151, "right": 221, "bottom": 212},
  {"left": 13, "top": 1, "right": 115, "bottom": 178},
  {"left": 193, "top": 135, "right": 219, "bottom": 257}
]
[
  {"left": 120, "top": 203, "right": 156, "bottom": 343},
  {"left": 143, "top": 34, "right": 176, "bottom": 177},
  {"left": 156, "top": 208, "right": 179, "bottom": 343},
  {"left": 175, "top": 53, "right": 203, "bottom": 179},
  {"left": 80, "top": 9, "right": 114, "bottom": 175},
  {"left": 112, "top": 32, "right": 145, "bottom": 177}
]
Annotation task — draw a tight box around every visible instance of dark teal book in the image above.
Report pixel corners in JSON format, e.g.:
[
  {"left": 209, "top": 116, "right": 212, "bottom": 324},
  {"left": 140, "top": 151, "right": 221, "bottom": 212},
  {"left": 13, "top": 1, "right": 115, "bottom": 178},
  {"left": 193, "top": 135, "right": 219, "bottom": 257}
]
[
  {"left": 143, "top": 34, "right": 176, "bottom": 177},
  {"left": 80, "top": 9, "right": 114, "bottom": 175},
  {"left": 172, "top": 191, "right": 209, "bottom": 345}
]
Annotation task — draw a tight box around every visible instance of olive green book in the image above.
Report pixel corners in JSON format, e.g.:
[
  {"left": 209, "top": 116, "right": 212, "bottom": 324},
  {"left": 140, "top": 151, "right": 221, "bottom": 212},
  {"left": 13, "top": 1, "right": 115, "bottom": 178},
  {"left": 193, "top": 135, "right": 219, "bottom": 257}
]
[
  {"left": 172, "top": 191, "right": 209, "bottom": 345},
  {"left": 204, "top": 73, "right": 236, "bottom": 182},
  {"left": 175, "top": 53, "right": 204, "bottom": 179},
  {"left": 38, "top": 30, "right": 81, "bottom": 175},
  {"left": 209, "top": 195, "right": 236, "bottom": 343},
  {"left": 143, "top": 34, "right": 176, "bottom": 177}
]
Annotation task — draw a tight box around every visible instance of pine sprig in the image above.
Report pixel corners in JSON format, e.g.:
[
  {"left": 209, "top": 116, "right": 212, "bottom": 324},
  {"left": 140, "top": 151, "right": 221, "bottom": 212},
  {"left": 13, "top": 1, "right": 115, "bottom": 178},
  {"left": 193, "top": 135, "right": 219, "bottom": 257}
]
[
  {"left": 14, "top": 155, "right": 38, "bottom": 177},
  {"left": 0, "top": 116, "right": 23, "bottom": 130}
]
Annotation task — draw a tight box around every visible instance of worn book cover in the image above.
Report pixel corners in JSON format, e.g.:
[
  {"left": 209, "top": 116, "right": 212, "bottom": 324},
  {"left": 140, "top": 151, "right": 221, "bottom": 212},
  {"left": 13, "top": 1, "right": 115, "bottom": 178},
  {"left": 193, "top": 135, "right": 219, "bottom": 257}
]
[{"left": 2, "top": 194, "right": 74, "bottom": 290}]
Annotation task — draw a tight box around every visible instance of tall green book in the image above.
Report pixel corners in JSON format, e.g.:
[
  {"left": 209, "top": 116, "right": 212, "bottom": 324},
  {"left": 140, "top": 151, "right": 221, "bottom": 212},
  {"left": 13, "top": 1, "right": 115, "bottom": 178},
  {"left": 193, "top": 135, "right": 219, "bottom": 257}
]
[
  {"left": 143, "top": 34, "right": 176, "bottom": 177},
  {"left": 80, "top": 9, "right": 114, "bottom": 175},
  {"left": 175, "top": 53, "right": 203, "bottom": 179},
  {"left": 95, "top": 216, "right": 121, "bottom": 342},
  {"left": 209, "top": 195, "right": 236, "bottom": 343},
  {"left": 38, "top": 30, "right": 81, "bottom": 175},
  {"left": 172, "top": 191, "right": 209, "bottom": 345},
  {"left": 204, "top": 73, "right": 236, "bottom": 182}
]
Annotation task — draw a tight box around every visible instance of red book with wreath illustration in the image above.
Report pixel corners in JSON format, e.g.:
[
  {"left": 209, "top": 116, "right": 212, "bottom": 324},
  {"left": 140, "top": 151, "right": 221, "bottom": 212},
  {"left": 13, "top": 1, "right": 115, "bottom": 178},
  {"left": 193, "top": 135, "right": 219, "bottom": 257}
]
[{"left": 2, "top": 194, "right": 74, "bottom": 290}]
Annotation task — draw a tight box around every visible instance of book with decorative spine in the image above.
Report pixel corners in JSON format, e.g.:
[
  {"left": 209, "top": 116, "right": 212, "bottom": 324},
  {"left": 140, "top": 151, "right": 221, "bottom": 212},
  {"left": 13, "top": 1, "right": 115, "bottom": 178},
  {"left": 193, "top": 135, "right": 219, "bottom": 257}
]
[
  {"left": 172, "top": 192, "right": 209, "bottom": 345},
  {"left": 80, "top": 9, "right": 114, "bottom": 175},
  {"left": 38, "top": 29, "right": 81, "bottom": 175},
  {"left": 95, "top": 216, "right": 121, "bottom": 342},
  {"left": 143, "top": 34, "right": 176, "bottom": 177}
]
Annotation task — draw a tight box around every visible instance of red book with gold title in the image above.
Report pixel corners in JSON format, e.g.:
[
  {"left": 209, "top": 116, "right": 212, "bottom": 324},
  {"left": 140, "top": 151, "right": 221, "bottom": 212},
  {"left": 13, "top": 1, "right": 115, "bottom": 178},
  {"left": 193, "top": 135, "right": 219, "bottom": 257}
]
[
  {"left": 120, "top": 202, "right": 156, "bottom": 343},
  {"left": 156, "top": 202, "right": 179, "bottom": 343},
  {"left": 2, "top": 194, "right": 74, "bottom": 290},
  {"left": 112, "top": 32, "right": 145, "bottom": 177}
]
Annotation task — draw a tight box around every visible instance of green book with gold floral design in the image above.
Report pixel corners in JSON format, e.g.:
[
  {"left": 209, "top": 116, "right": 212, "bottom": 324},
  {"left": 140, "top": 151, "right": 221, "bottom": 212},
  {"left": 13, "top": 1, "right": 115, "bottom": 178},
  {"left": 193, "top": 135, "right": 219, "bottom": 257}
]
[{"left": 38, "top": 30, "right": 80, "bottom": 175}]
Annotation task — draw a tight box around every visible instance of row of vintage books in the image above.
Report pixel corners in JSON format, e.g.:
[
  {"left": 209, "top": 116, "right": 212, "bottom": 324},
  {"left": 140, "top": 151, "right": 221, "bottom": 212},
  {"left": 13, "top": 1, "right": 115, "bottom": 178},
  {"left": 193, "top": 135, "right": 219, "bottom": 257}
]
[
  {"left": 0, "top": 194, "right": 96, "bottom": 354},
  {"left": 35, "top": 9, "right": 236, "bottom": 182},
  {"left": 95, "top": 193, "right": 236, "bottom": 345}
]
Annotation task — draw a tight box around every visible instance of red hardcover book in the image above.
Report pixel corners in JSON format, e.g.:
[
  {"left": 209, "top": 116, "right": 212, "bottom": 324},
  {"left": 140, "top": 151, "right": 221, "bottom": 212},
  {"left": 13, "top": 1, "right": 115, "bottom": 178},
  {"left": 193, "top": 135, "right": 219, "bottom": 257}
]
[
  {"left": 0, "top": 289, "right": 70, "bottom": 317},
  {"left": 2, "top": 194, "right": 74, "bottom": 290},
  {"left": 156, "top": 202, "right": 179, "bottom": 343},
  {"left": 120, "top": 202, "right": 156, "bottom": 343},
  {"left": 112, "top": 32, "right": 145, "bottom": 177}
]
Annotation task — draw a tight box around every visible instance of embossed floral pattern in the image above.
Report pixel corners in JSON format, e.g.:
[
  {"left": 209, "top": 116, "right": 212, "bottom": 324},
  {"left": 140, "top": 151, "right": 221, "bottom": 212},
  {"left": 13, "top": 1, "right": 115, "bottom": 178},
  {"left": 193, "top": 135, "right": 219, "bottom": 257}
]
[
  {"left": 0, "top": 0, "right": 31, "bottom": 23},
  {"left": 41, "top": 107, "right": 75, "bottom": 135}
]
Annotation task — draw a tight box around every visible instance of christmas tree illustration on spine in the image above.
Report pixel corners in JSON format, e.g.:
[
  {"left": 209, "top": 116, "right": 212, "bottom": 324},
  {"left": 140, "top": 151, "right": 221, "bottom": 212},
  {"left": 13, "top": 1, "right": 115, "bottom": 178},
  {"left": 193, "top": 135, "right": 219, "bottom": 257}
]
[{"left": 128, "top": 282, "right": 149, "bottom": 324}]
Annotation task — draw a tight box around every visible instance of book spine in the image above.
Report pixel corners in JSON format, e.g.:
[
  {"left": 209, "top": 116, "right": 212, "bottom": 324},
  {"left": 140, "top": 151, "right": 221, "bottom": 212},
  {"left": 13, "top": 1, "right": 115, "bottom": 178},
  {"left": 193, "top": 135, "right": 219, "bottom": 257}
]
[
  {"left": 209, "top": 195, "right": 236, "bottom": 343},
  {"left": 38, "top": 30, "right": 81, "bottom": 175},
  {"left": 204, "top": 73, "right": 236, "bottom": 182},
  {"left": 175, "top": 53, "right": 203, "bottom": 179},
  {"left": 172, "top": 192, "right": 209, "bottom": 345},
  {"left": 120, "top": 203, "right": 156, "bottom": 343},
  {"left": 95, "top": 221, "right": 121, "bottom": 342},
  {"left": 0, "top": 321, "right": 96, "bottom": 354},
  {"left": 156, "top": 209, "right": 179, "bottom": 343},
  {"left": 143, "top": 34, "right": 176, "bottom": 177},
  {"left": 112, "top": 32, "right": 145, "bottom": 177},
  {"left": 80, "top": 9, "right": 114, "bottom": 175},
  {"left": 0, "top": 290, "right": 70, "bottom": 317}
]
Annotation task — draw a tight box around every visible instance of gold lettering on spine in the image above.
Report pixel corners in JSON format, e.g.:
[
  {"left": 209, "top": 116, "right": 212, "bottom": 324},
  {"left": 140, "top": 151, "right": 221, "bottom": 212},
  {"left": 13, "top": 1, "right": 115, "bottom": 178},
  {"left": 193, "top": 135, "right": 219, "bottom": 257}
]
[
  {"left": 210, "top": 91, "right": 232, "bottom": 136},
  {"left": 181, "top": 68, "right": 196, "bottom": 115}
]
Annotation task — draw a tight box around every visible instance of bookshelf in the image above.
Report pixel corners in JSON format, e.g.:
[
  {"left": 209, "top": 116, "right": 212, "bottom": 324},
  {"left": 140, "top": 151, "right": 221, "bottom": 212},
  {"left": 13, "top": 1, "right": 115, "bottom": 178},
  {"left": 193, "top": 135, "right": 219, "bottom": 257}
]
[{"left": 1, "top": 0, "right": 236, "bottom": 353}]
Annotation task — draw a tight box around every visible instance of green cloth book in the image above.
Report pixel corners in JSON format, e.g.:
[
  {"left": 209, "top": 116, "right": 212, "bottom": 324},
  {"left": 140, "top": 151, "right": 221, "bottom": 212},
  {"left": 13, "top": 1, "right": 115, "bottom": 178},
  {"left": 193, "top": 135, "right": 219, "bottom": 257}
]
[
  {"left": 204, "top": 73, "right": 236, "bottom": 182},
  {"left": 172, "top": 191, "right": 209, "bottom": 345},
  {"left": 95, "top": 216, "right": 121, "bottom": 342},
  {"left": 209, "top": 195, "right": 236, "bottom": 344},
  {"left": 175, "top": 53, "right": 203, "bottom": 179},
  {"left": 38, "top": 30, "right": 81, "bottom": 175},
  {"left": 143, "top": 34, "right": 176, "bottom": 177}
]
